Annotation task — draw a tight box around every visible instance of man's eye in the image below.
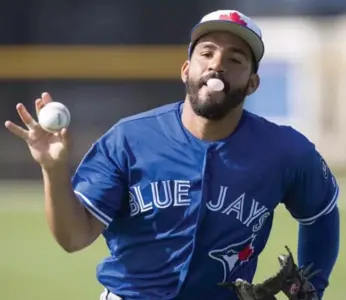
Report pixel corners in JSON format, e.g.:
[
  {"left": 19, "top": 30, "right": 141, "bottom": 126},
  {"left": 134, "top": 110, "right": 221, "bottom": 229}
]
[
  {"left": 230, "top": 58, "right": 242, "bottom": 64},
  {"left": 201, "top": 52, "right": 213, "bottom": 58}
]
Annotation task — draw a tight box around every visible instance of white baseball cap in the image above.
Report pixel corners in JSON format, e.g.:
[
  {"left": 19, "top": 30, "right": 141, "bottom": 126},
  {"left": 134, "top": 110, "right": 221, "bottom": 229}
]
[{"left": 188, "top": 10, "right": 264, "bottom": 63}]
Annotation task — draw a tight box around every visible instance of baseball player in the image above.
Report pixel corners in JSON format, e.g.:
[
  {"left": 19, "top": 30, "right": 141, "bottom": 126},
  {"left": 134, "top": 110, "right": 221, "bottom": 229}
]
[{"left": 5, "top": 9, "right": 340, "bottom": 300}]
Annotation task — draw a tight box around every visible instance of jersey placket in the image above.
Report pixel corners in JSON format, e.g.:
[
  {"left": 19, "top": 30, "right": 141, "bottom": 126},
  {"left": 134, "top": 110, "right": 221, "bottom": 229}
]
[{"left": 175, "top": 145, "right": 214, "bottom": 295}]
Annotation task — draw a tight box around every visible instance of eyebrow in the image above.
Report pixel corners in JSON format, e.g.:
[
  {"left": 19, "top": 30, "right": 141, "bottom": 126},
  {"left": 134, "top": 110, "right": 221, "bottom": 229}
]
[{"left": 199, "top": 43, "right": 250, "bottom": 59}]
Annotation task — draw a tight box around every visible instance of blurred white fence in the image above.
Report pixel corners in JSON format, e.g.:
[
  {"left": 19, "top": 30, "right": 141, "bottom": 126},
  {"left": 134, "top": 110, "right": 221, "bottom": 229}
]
[
  {"left": 249, "top": 16, "right": 346, "bottom": 168},
  {"left": 1, "top": 16, "right": 346, "bottom": 178}
]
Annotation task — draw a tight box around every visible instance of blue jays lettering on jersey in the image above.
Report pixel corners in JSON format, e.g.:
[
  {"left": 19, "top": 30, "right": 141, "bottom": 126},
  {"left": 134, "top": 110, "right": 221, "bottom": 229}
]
[{"left": 72, "top": 101, "right": 339, "bottom": 300}]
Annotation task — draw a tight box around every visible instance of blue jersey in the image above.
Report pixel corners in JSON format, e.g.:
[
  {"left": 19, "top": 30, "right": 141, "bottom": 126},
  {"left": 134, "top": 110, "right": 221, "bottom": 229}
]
[{"left": 72, "top": 101, "right": 339, "bottom": 300}]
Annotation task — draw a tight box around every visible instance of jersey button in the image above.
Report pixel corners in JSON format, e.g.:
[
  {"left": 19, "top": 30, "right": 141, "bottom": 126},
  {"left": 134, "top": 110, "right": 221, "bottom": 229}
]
[{"left": 204, "top": 173, "right": 210, "bottom": 180}]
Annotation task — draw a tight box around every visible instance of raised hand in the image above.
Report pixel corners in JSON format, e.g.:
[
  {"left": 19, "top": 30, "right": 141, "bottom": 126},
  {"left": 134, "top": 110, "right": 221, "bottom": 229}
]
[{"left": 4, "top": 92, "right": 69, "bottom": 169}]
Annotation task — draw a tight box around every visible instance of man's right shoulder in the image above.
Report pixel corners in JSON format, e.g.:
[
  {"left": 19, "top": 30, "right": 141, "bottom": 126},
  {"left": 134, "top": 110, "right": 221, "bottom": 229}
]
[
  {"left": 103, "top": 101, "right": 181, "bottom": 139},
  {"left": 118, "top": 101, "right": 181, "bottom": 126}
]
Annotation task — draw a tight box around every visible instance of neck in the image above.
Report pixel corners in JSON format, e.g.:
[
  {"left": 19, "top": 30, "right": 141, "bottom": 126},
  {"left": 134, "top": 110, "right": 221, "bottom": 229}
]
[{"left": 181, "top": 97, "right": 244, "bottom": 142}]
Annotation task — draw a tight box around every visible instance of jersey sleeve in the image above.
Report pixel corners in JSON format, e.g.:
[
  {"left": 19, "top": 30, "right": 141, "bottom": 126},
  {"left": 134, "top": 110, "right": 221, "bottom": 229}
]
[
  {"left": 283, "top": 147, "right": 339, "bottom": 225},
  {"left": 71, "top": 125, "right": 127, "bottom": 228}
]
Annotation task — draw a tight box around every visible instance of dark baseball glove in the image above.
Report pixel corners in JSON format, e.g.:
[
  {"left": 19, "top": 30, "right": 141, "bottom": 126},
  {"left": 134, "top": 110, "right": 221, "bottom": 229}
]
[{"left": 219, "top": 246, "right": 320, "bottom": 300}]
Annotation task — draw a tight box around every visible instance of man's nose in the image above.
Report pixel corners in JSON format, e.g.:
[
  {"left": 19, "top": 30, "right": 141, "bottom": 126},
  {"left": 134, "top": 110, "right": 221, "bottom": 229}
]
[{"left": 208, "top": 54, "right": 225, "bottom": 73}]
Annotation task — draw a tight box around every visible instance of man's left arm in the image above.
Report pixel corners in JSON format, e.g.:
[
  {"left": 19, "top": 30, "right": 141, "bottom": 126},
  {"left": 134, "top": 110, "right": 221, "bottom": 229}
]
[{"left": 283, "top": 147, "right": 340, "bottom": 299}]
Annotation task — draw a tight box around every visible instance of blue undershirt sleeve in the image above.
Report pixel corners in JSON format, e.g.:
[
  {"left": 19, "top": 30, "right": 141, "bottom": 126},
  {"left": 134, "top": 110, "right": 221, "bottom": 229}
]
[
  {"left": 298, "top": 206, "right": 339, "bottom": 298},
  {"left": 283, "top": 147, "right": 340, "bottom": 298}
]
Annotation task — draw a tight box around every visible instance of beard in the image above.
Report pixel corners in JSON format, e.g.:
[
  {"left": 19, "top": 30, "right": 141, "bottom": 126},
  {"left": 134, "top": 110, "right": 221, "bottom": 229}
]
[{"left": 185, "top": 72, "right": 250, "bottom": 121}]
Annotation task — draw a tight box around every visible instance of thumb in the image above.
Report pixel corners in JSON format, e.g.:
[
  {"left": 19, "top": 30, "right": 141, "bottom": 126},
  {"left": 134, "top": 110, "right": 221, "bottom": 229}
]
[{"left": 60, "top": 128, "right": 70, "bottom": 148}]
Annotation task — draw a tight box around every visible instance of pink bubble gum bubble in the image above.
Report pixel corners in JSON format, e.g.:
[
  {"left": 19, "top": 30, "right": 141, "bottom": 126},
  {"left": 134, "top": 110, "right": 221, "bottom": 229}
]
[{"left": 206, "top": 78, "right": 224, "bottom": 92}]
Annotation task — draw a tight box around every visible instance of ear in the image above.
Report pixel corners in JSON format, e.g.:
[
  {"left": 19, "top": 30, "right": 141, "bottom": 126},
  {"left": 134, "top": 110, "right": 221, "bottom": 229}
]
[
  {"left": 181, "top": 60, "right": 190, "bottom": 83},
  {"left": 246, "top": 73, "right": 260, "bottom": 96}
]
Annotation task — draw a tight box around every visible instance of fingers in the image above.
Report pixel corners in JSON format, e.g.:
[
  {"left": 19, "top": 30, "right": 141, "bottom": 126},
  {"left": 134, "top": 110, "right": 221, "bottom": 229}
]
[
  {"left": 6, "top": 92, "right": 53, "bottom": 137},
  {"left": 35, "top": 98, "right": 44, "bottom": 116},
  {"left": 306, "top": 269, "right": 321, "bottom": 280},
  {"left": 35, "top": 92, "right": 53, "bottom": 115},
  {"left": 60, "top": 128, "right": 69, "bottom": 147},
  {"left": 42, "top": 92, "right": 53, "bottom": 105},
  {"left": 16, "top": 103, "right": 39, "bottom": 130},
  {"left": 4, "top": 120, "right": 29, "bottom": 140},
  {"left": 302, "top": 263, "right": 314, "bottom": 276},
  {"left": 284, "top": 245, "right": 293, "bottom": 258}
]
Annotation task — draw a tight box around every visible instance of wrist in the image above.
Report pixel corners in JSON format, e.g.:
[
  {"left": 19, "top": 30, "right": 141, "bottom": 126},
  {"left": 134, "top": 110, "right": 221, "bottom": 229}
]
[{"left": 41, "top": 162, "right": 71, "bottom": 179}]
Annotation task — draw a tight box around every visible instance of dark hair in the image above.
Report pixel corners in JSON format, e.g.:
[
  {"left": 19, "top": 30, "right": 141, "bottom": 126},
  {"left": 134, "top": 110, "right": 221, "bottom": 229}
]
[{"left": 251, "top": 52, "right": 259, "bottom": 74}]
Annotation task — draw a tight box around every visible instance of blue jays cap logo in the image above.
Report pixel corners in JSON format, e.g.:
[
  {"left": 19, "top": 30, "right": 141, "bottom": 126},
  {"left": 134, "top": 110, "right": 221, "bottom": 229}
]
[{"left": 208, "top": 235, "right": 256, "bottom": 282}]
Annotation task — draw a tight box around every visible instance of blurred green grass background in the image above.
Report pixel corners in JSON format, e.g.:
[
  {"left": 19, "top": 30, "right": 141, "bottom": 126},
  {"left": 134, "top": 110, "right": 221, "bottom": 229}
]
[{"left": 0, "top": 177, "right": 344, "bottom": 300}]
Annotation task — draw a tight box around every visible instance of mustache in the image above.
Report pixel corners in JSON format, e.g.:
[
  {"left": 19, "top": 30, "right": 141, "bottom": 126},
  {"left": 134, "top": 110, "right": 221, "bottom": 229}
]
[{"left": 199, "top": 72, "right": 230, "bottom": 92}]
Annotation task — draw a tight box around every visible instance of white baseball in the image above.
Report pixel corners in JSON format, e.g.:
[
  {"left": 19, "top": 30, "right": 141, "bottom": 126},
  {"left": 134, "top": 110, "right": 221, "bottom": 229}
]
[
  {"left": 206, "top": 78, "right": 225, "bottom": 92},
  {"left": 38, "top": 102, "right": 71, "bottom": 133}
]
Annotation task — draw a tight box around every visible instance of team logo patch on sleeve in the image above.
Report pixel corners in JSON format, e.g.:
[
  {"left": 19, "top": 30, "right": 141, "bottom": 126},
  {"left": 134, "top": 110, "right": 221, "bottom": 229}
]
[
  {"left": 320, "top": 157, "right": 329, "bottom": 179},
  {"left": 208, "top": 234, "right": 256, "bottom": 282}
]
